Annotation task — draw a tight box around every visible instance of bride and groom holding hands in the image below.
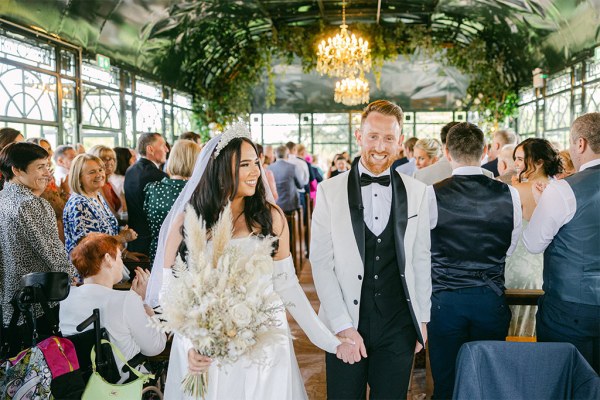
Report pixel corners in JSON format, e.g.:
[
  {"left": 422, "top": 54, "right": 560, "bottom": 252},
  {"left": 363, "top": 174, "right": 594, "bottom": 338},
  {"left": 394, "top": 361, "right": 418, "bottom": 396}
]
[{"left": 149, "top": 99, "right": 432, "bottom": 399}]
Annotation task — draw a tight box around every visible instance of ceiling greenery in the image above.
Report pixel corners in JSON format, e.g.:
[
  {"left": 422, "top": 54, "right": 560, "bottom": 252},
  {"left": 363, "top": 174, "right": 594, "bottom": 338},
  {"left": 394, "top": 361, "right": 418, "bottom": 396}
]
[{"left": 145, "top": 1, "right": 543, "bottom": 131}]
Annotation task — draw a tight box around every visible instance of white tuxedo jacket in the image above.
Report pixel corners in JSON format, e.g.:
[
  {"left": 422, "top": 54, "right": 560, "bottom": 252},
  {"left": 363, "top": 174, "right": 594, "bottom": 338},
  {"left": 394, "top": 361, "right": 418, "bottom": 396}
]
[{"left": 310, "top": 161, "right": 432, "bottom": 344}]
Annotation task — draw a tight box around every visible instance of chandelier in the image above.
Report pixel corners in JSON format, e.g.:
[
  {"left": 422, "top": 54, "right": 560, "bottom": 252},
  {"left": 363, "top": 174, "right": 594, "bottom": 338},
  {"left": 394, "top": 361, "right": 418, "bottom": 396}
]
[
  {"left": 334, "top": 76, "right": 370, "bottom": 106},
  {"left": 316, "top": 1, "right": 372, "bottom": 78}
]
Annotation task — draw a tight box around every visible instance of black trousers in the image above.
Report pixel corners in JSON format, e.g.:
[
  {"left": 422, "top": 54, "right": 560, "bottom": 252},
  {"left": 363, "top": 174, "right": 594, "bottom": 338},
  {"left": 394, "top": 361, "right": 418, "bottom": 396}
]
[
  {"left": 536, "top": 295, "right": 600, "bottom": 374},
  {"left": 326, "top": 308, "right": 416, "bottom": 400},
  {"left": 428, "top": 287, "right": 511, "bottom": 400}
]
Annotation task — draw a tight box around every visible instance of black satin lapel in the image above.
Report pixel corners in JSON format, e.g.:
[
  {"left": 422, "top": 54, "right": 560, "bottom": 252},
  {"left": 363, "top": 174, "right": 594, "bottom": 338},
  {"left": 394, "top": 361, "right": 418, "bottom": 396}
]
[
  {"left": 392, "top": 170, "right": 408, "bottom": 273},
  {"left": 348, "top": 157, "right": 365, "bottom": 265}
]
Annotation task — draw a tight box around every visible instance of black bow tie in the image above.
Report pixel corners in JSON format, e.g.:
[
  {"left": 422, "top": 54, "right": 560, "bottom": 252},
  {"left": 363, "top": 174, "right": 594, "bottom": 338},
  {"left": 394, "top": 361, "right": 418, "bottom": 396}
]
[{"left": 360, "top": 173, "right": 391, "bottom": 187}]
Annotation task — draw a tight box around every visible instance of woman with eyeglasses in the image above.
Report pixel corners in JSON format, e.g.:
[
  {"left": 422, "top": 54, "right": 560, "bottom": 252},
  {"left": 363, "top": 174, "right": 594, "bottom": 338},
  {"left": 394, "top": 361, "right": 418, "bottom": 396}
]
[{"left": 89, "top": 145, "right": 121, "bottom": 217}]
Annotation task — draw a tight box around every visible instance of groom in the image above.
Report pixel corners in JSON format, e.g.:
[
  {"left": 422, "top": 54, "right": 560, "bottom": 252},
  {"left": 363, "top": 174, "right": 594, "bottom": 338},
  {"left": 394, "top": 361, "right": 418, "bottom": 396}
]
[{"left": 311, "top": 100, "right": 432, "bottom": 399}]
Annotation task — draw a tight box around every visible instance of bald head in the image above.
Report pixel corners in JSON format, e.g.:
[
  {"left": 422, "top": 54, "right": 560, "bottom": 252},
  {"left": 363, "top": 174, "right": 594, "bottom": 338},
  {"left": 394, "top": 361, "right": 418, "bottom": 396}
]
[{"left": 497, "top": 144, "right": 516, "bottom": 176}]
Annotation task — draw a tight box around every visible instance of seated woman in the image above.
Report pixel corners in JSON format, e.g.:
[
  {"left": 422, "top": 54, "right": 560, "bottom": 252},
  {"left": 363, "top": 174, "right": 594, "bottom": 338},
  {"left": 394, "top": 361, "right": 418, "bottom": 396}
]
[
  {"left": 88, "top": 145, "right": 122, "bottom": 217},
  {"left": 0, "top": 142, "right": 75, "bottom": 353},
  {"left": 144, "top": 139, "right": 200, "bottom": 261},
  {"left": 63, "top": 154, "right": 142, "bottom": 270},
  {"left": 59, "top": 233, "right": 166, "bottom": 382}
]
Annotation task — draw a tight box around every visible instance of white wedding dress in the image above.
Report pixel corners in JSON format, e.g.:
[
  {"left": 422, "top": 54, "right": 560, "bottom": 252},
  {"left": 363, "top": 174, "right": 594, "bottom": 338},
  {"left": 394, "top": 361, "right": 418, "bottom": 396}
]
[
  {"left": 163, "top": 237, "right": 338, "bottom": 400},
  {"left": 504, "top": 220, "right": 544, "bottom": 337}
]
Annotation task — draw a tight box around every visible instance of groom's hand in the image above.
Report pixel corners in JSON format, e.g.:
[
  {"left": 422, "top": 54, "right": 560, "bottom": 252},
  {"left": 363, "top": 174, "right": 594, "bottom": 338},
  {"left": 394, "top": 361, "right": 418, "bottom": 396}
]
[{"left": 337, "top": 327, "right": 367, "bottom": 363}]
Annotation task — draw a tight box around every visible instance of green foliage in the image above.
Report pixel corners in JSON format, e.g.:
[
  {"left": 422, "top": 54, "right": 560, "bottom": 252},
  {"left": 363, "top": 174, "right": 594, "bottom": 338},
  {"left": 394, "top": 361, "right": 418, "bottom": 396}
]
[{"left": 146, "top": 2, "right": 540, "bottom": 127}]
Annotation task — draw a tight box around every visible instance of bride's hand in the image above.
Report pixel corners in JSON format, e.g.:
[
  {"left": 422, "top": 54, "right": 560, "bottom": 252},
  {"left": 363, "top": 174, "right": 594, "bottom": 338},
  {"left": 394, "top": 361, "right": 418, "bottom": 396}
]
[{"left": 187, "top": 349, "right": 212, "bottom": 375}]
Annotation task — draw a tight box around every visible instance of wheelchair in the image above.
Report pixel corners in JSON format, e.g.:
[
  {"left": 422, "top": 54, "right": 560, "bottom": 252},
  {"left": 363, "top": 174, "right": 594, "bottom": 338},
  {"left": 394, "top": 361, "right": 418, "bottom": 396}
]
[{"left": 1, "top": 272, "right": 166, "bottom": 399}]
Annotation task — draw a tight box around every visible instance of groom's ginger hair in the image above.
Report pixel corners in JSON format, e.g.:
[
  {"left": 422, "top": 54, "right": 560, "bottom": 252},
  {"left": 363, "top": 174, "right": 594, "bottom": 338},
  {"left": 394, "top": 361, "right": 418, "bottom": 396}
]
[{"left": 360, "top": 100, "right": 404, "bottom": 131}]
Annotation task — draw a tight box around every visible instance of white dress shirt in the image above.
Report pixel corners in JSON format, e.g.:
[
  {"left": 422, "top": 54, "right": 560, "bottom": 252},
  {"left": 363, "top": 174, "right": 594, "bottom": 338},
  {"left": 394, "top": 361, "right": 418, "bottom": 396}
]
[
  {"left": 54, "top": 165, "right": 69, "bottom": 187},
  {"left": 426, "top": 166, "right": 522, "bottom": 256},
  {"left": 335, "top": 161, "right": 393, "bottom": 333},
  {"left": 523, "top": 158, "right": 600, "bottom": 254},
  {"left": 358, "top": 160, "right": 392, "bottom": 236}
]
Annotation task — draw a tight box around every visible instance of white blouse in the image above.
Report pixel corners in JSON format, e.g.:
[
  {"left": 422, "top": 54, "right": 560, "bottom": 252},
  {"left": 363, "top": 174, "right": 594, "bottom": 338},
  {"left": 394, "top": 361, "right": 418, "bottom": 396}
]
[{"left": 59, "top": 284, "right": 166, "bottom": 381}]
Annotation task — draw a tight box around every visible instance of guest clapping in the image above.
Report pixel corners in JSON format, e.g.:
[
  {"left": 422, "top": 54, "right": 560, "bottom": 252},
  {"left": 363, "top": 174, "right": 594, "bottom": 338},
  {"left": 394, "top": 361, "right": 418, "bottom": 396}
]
[
  {"left": 60, "top": 233, "right": 166, "bottom": 382},
  {"left": 63, "top": 154, "right": 141, "bottom": 263},
  {"left": 0, "top": 142, "right": 75, "bottom": 351},
  {"left": 144, "top": 139, "right": 200, "bottom": 261}
]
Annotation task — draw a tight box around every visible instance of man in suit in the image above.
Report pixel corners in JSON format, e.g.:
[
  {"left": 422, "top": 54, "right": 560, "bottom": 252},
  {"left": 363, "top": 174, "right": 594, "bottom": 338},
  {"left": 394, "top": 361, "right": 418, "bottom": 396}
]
[
  {"left": 481, "top": 129, "right": 517, "bottom": 176},
  {"left": 311, "top": 100, "right": 432, "bottom": 399},
  {"left": 427, "top": 122, "right": 522, "bottom": 399},
  {"left": 268, "top": 145, "right": 303, "bottom": 213},
  {"left": 496, "top": 144, "right": 517, "bottom": 184},
  {"left": 124, "top": 132, "right": 168, "bottom": 254},
  {"left": 523, "top": 112, "right": 600, "bottom": 373},
  {"left": 414, "top": 122, "right": 494, "bottom": 185}
]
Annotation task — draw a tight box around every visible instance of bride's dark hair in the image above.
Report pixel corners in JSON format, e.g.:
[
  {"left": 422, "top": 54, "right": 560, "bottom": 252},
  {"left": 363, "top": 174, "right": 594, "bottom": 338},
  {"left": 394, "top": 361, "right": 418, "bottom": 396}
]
[
  {"left": 189, "top": 137, "right": 276, "bottom": 237},
  {"left": 514, "top": 138, "right": 563, "bottom": 182}
]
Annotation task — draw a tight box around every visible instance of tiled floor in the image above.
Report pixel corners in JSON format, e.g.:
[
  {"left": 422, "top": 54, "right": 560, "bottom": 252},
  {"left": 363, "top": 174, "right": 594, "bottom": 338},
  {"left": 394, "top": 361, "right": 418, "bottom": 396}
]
[{"left": 288, "top": 259, "right": 428, "bottom": 400}]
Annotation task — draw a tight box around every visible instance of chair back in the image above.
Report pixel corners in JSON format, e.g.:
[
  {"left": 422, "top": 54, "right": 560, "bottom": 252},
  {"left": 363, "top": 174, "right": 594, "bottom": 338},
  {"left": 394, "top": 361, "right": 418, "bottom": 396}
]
[{"left": 453, "top": 341, "right": 600, "bottom": 400}]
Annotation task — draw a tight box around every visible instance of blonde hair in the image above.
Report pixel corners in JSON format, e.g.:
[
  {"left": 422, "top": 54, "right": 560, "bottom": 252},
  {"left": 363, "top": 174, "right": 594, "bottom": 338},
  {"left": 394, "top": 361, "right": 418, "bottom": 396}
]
[
  {"left": 88, "top": 145, "right": 116, "bottom": 161},
  {"left": 69, "top": 154, "right": 104, "bottom": 195},
  {"left": 415, "top": 138, "right": 442, "bottom": 159},
  {"left": 166, "top": 139, "right": 201, "bottom": 178}
]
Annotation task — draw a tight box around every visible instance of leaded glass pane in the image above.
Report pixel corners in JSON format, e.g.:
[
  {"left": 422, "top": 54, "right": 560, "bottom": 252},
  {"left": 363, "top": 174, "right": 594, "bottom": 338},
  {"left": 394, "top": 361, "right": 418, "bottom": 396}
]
[
  {"left": 82, "top": 85, "right": 121, "bottom": 129},
  {"left": 136, "top": 78, "right": 163, "bottom": 100},
  {"left": 173, "top": 107, "right": 193, "bottom": 137},
  {"left": 415, "top": 112, "right": 453, "bottom": 124},
  {"left": 82, "top": 61, "right": 120, "bottom": 90},
  {"left": 518, "top": 103, "right": 536, "bottom": 136},
  {"left": 263, "top": 113, "right": 299, "bottom": 126},
  {"left": 60, "top": 49, "right": 76, "bottom": 77},
  {"left": 586, "top": 59, "right": 600, "bottom": 81},
  {"left": 173, "top": 92, "right": 192, "bottom": 109},
  {"left": 313, "top": 113, "right": 348, "bottom": 125},
  {"left": 585, "top": 81, "right": 600, "bottom": 113},
  {"left": 0, "top": 64, "right": 57, "bottom": 122},
  {"left": 313, "top": 125, "right": 348, "bottom": 143},
  {"left": 81, "top": 134, "right": 117, "bottom": 149},
  {"left": 262, "top": 125, "right": 298, "bottom": 144},
  {"left": 136, "top": 98, "right": 163, "bottom": 133},
  {"left": 544, "top": 130, "right": 569, "bottom": 151},
  {"left": 299, "top": 126, "right": 312, "bottom": 148},
  {"left": 62, "top": 79, "right": 77, "bottom": 144},
  {"left": 544, "top": 93, "right": 571, "bottom": 130},
  {"left": 0, "top": 29, "right": 55, "bottom": 70},
  {"left": 415, "top": 124, "right": 445, "bottom": 138},
  {"left": 519, "top": 87, "right": 536, "bottom": 104},
  {"left": 546, "top": 72, "right": 571, "bottom": 95}
]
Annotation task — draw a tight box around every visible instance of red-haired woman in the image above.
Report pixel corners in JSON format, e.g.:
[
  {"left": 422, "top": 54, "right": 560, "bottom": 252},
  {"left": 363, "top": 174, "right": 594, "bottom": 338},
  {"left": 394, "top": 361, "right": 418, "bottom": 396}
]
[{"left": 59, "top": 233, "right": 166, "bottom": 382}]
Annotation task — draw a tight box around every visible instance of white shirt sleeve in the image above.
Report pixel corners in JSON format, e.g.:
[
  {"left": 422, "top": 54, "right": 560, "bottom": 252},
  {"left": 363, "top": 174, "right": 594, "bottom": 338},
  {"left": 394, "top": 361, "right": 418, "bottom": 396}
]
[
  {"left": 523, "top": 180, "right": 577, "bottom": 254},
  {"left": 506, "top": 185, "right": 523, "bottom": 257},
  {"left": 124, "top": 292, "right": 167, "bottom": 356},
  {"left": 426, "top": 185, "right": 438, "bottom": 229}
]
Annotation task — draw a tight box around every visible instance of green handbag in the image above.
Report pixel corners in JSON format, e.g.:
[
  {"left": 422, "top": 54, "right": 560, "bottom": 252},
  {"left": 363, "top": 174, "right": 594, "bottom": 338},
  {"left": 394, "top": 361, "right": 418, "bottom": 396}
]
[{"left": 82, "top": 339, "right": 154, "bottom": 400}]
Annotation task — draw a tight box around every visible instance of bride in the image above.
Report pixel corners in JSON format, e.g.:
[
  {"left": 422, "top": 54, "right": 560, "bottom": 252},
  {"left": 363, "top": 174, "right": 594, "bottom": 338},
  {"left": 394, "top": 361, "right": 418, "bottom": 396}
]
[{"left": 146, "top": 124, "right": 350, "bottom": 399}]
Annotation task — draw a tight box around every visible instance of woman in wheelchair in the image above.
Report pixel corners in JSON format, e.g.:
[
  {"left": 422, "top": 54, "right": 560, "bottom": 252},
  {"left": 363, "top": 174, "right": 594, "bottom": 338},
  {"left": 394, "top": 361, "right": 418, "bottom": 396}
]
[{"left": 59, "top": 233, "right": 166, "bottom": 382}]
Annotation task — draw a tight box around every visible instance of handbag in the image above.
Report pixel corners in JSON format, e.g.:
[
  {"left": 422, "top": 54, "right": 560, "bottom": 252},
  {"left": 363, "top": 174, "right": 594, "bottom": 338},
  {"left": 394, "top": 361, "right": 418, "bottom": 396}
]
[{"left": 82, "top": 339, "right": 153, "bottom": 400}]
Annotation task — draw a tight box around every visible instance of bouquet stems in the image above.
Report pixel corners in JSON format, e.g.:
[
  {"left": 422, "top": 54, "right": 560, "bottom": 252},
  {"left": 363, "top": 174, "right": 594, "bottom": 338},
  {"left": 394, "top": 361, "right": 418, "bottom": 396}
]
[{"left": 182, "top": 371, "right": 208, "bottom": 399}]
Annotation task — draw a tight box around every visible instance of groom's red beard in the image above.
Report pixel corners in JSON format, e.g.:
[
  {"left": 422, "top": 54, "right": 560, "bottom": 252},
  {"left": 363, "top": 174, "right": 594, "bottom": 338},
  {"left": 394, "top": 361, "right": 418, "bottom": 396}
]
[{"left": 361, "top": 151, "right": 395, "bottom": 175}]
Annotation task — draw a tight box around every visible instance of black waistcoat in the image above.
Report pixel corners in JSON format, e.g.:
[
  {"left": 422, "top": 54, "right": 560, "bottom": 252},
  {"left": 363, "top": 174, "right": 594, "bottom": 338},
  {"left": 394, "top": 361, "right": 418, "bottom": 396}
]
[
  {"left": 431, "top": 175, "right": 513, "bottom": 293},
  {"left": 359, "top": 217, "right": 409, "bottom": 317}
]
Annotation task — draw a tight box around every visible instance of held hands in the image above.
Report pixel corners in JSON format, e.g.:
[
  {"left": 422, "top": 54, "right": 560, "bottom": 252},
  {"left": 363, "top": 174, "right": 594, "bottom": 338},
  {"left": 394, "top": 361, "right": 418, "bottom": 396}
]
[
  {"left": 131, "top": 267, "right": 150, "bottom": 301},
  {"left": 414, "top": 322, "right": 428, "bottom": 354},
  {"left": 187, "top": 349, "right": 212, "bottom": 375},
  {"left": 336, "top": 327, "right": 367, "bottom": 364}
]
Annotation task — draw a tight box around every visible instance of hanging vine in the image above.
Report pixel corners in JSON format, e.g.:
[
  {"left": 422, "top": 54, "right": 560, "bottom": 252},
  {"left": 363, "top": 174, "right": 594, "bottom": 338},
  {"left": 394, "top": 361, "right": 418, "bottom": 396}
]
[{"left": 145, "top": 1, "right": 542, "bottom": 130}]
